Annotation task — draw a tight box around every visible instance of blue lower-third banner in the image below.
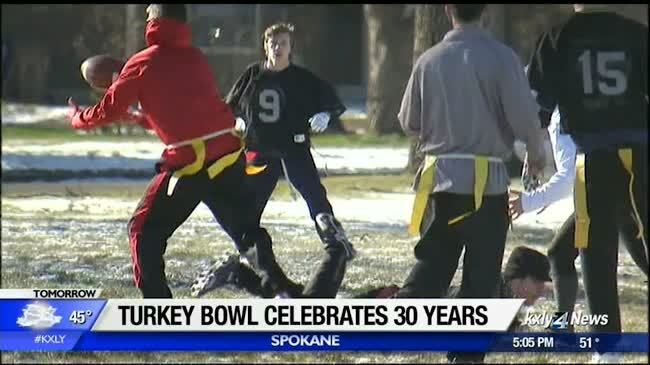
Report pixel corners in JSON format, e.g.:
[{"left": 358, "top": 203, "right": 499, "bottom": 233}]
[{"left": 0, "top": 332, "right": 647, "bottom": 352}]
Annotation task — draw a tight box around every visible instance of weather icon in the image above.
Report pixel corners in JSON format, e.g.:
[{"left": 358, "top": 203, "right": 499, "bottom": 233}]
[{"left": 16, "top": 302, "right": 63, "bottom": 329}]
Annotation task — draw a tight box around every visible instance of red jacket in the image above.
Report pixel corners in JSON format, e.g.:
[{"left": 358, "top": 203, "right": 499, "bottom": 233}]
[{"left": 72, "top": 18, "right": 240, "bottom": 170}]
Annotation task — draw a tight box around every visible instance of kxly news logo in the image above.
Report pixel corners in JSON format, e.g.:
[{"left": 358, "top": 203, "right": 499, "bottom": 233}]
[{"left": 524, "top": 311, "right": 609, "bottom": 330}]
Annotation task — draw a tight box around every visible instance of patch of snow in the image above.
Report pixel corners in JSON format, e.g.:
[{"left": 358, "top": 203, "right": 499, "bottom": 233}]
[
  {"left": 1, "top": 103, "right": 71, "bottom": 125},
  {"left": 2, "top": 192, "right": 573, "bottom": 233},
  {"left": 513, "top": 197, "right": 574, "bottom": 231},
  {"left": 2, "top": 101, "right": 367, "bottom": 125},
  {"left": 2, "top": 142, "right": 409, "bottom": 174}
]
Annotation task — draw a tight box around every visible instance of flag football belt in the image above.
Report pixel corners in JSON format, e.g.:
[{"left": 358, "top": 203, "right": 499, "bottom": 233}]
[
  {"left": 165, "top": 128, "right": 236, "bottom": 150},
  {"left": 574, "top": 148, "right": 646, "bottom": 248},
  {"left": 246, "top": 165, "right": 267, "bottom": 175},
  {"left": 165, "top": 128, "right": 244, "bottom": 196},
  {"left": 244, "top": 135, "right": 310, "bottom": 176},
  {"left": 408, "top": 154, "right": 502, "bottom": 237}
]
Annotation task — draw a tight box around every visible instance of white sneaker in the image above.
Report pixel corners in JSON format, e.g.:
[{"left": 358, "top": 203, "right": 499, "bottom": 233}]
[{"left": 590, "top": 352, "right": 623, "bottom": 364}]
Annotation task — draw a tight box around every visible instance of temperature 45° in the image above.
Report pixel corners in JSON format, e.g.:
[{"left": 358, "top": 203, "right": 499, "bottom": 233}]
[{"left": 69, "top": 310, "right": 93, "bottom": 325}]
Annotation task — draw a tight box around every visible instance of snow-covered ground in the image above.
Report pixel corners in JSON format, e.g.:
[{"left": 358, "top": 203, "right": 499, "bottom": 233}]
[
  {"left": 1, "top": 136, "right": 571, "bottom": 229},
  {"left": 2, "top": 142, "right": 409, "bottom": 175},
  {"left": 512, "top": 196, "right": 573, "bottom": 230},
  {"left": 1, "top": 103, "right": 70, "bottom": 125},
  {"left": 255, "top": 192, "right": 573, "bottom": 232},
  {"left": 1, "top": 101, "right": 367, "bottom": 125},
  {"left": 1, "top": 181, "right": 574, "bottom": 233},
  {"left": 2, "top": 101, "right": 572, "bottom": 229},
  {"left": 1, "top": 101, "right": 392, "bottom": 176}
]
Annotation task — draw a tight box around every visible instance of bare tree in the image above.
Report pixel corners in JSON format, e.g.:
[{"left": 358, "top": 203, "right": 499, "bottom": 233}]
[
  {"left": 108, "top": 4, "right": 147, "bottom": 136},
  {"left": 125, "top": 4, "right": 146, "bottom": 57},
  {"left": 80, "top": 5, "right": 144, "bottom": 135},
  {"left": 2, "top": 4, "right": 82, "bottom": 102},
  {"left": 364, "top": 5, "right": 413, "bottom": 135},
  {"left": 508, "top": 4, "right": 573, "bottom": 60},
  {"left": 406, "top": 5, "right": 450, "bottom": 172},
  {"left": 482, "top": 4, "right": 506, "bottom": 42}
]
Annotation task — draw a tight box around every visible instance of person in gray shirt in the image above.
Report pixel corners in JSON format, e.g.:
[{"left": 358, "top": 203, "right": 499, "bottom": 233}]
[{"left": 395, "top": 4, "right": 545, "bottom": 308}]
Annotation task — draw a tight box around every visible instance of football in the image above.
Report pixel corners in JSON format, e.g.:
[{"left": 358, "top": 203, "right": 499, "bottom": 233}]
[{"left": 80, "top": 54, "right": 125, "bottom": 90}]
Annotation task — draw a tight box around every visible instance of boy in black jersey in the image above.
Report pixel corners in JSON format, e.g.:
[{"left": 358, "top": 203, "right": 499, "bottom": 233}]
[
  {"left": 198, "top": 23, "right": 356, "bottom": 299},
  {"left": 528, "top": 4, "right": 648, "bottom": 358}
]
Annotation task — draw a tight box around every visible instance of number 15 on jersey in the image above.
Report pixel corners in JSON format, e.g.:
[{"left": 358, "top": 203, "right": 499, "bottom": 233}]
[{"left": 578, "top": 50, "right": 628, "bottom": 96}]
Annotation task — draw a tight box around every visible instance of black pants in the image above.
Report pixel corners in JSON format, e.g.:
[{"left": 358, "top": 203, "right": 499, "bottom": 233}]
[
  {"left": 398, "top": 193, "right": 508, "bottom": 364},
  {"left": 397, "top": 193, "right": 510, "bottom": 299},
  {"left": 246, "top": 146, "right": 333, "bottom": 220},
  {"left": 548, "top": 212, "right": 649, "bottom": 316},
  {"left": 127, "top": 155, "right": 289, "bottom": 298},
  {"left": 577, "top": 145, "right": 648, "bottom": 334},
  {"left": 246, "top": 147, "right": 348, "bottom": 298}
]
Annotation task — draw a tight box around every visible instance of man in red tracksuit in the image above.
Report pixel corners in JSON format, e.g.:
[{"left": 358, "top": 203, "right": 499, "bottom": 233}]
[{"left": 67, "top": 4, "right": 293, "bottom": 298}]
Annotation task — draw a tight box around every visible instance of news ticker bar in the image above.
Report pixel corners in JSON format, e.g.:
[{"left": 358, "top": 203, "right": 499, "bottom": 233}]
[
  {"left": 0, "top": 298, "right": 524, "bottom": 332},
  {"left": 1, "top": 292, "right": 646, "bottom": 353},
  {"left": 0, "top": 332, "right": 647, "bottom": 352}
]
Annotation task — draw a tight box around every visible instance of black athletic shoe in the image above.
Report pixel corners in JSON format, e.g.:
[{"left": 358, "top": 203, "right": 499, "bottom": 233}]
[
  {"left": 191, "top": 254, "right": 240, "bottom": 297},
  {"left": 315, "top": 213, "right": 357, "bottom": 261}
]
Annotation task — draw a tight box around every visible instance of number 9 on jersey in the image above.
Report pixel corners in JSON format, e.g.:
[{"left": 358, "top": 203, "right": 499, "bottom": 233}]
[{"left": 258, "top": 89, "right": 281, "bottom": 123}]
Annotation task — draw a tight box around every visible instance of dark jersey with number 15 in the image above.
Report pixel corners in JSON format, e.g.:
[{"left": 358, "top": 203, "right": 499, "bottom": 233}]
[
  {"left": 527, "top": 11, "right": 647, "bottom": 153},
  {"left": 225, "top": 62, "right": 346, "bottom": 155}
]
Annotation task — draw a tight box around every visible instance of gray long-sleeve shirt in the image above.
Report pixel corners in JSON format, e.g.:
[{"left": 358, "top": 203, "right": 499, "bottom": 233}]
[{"left": 399, "top": 25, "right": 545, "bottom": 195}]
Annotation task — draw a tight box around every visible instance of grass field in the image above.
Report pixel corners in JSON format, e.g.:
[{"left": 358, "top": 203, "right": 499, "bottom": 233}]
[
  {"left": 1, "top": 176, "right": 647, "bottom": 364},
  {"left": 1, "top": 119, "right": 410, "bottom": 148}
]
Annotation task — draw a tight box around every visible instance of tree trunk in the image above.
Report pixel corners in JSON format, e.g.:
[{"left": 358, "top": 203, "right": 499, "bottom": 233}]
[
  {"left": 125, "top": 5, "right": 146, "bottom": 57},
  {"left": 364, "top": 4, "right": 413, "bottom": 135},
  {"left": 482, "top": 4, "right": 525, "bottom": 176},
  {"left": 287, "top": 5, "right": 327, "bottom": 75},
  {"left": 287, "top": 5, "right": 345, "bottom": 134},
  {"left": 407, "top": 5, "right": 450, "bottom": 172},
  {"left": 119, "top": 4, "right": 146, "bottom": 135},
  {"left": 11, "top": 42, "right": 51, "bottom": 102},
  {"left": 482, "top": 4, "right": 506, "bottom": 43}
]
